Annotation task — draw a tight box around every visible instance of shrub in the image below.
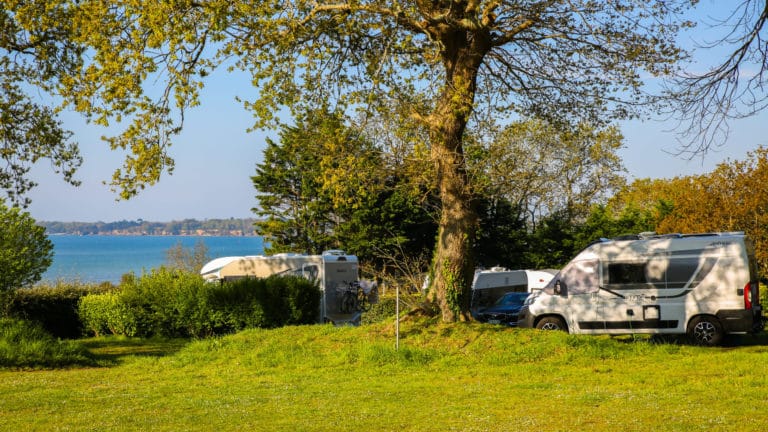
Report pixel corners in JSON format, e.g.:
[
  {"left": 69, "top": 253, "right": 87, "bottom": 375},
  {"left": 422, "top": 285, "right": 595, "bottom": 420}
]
[
  {"left": 117, "top": 268, "right": 211, "bottom": 337},
  {"left": 0, "top": 318, "right": 94, "bottom": 368},
  {"left": 78, "top": 270, "right": 322, "bottom": 338},
  {"left": 78, "top": 292, "right": 139, "bottom": 337},
  {"left": 362, "top": 295, "right": 398, "bottom": 325},
  {"left": 9, "top": 282, "right": 115, "bottom": 338},
  {"left": 208, "top": 276, "right": 321, "bottom": 330},
  {"left": 362, "top": 290, "right": 423, "bottom": 325}
]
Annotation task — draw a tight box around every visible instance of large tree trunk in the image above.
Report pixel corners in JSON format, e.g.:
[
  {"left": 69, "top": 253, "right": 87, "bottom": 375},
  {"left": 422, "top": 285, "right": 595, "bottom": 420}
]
[
  {"left": 427, "top": 30, "right": 488, "bottom": 321},
  {"left": 429, "top": 127, "right": 477, "bottom": 321}
]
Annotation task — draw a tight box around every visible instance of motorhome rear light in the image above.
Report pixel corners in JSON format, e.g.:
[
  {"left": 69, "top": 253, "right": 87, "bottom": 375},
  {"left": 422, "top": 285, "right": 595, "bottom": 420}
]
[{"left": 744, "top": 282, "right": 754, "bottom": 310}]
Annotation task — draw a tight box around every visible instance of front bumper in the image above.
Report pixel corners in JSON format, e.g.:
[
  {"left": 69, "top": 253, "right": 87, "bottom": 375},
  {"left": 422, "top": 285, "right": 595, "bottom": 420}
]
[
  {"left": 516, "top": 306, "right": 535, "bottom": 328},
  {"left": 477, "top": 312, "right": 519, "bottom": 326}
]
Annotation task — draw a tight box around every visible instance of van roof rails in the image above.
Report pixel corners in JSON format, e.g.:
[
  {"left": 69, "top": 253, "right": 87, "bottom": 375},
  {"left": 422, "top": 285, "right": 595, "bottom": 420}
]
[
  {"left": 614, "top": 232, "right": 681, "bottom": 241},
  {"left": 646, "top": 233, "right": 682, "bottom": 239},
  {"left": 613, "top": 234, "right": 641, "bottom": 241},
  {"left": 681, "top": 231, "right": 745, "bottom": 237}
]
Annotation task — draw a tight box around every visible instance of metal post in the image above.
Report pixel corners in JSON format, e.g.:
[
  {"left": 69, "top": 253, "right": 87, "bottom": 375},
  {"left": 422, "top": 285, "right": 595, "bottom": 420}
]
[{"left": 396, "top": 284, "right": 400, "bottom": 351}]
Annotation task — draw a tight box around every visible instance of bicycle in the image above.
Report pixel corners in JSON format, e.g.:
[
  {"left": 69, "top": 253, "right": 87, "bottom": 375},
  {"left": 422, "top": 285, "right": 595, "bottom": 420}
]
[{"left": 336, "top": 281, "right": 374, "bottom": 313}]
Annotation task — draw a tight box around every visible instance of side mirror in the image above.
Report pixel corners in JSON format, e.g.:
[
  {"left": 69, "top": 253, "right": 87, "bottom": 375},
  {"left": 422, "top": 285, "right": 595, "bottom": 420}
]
[{"left": 554, "top": 280, "right": 567, "bottom": 296}]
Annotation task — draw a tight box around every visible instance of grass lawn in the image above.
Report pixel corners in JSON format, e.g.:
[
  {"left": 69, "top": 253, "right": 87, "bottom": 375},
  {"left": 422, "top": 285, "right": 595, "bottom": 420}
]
[{"left": 1, "top": 320, "right": 767, "bottom": 431}]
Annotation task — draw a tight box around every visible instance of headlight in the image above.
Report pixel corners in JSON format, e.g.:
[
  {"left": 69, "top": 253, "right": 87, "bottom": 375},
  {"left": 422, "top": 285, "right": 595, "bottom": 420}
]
[{"left": 524, "top": 293, "right": 539, "bottom": 306}]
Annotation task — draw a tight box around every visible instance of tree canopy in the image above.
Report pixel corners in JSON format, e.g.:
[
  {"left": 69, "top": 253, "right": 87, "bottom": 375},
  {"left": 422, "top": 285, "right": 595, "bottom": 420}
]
[
  {"left": 3, "top": 0, "right": 694, "bottom": 320},
  {"left": 1, "top": 1, "right": 82, "bottom": 206}
]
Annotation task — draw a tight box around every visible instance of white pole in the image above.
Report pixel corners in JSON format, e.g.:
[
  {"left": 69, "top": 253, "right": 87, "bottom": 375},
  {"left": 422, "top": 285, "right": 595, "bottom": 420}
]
[{"left": 396, "top": 284, "right": 400, "bottom": 351}]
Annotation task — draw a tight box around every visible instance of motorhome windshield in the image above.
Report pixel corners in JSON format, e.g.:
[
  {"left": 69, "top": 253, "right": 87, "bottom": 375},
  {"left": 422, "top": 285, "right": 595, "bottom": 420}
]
[{"left": 542, "top": 258, "right": 598, "bottom": 295}]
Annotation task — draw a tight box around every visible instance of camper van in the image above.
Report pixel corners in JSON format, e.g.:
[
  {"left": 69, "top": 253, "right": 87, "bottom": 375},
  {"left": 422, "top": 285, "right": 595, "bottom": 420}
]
[
  {"left": 517, "top": 232, "right": 763, "bottom": 345},
  {"left": 470, "top": 268, "right": 556, "bottom": 315},
  {"left": 200, "top": 250, "right": 373, "bottom": 325}
]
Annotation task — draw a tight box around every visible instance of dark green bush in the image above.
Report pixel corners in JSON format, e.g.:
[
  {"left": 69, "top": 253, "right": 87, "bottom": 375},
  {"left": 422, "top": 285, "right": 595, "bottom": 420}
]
[
  {"left": 8, "top": 282, "right": 115, "bottom": 339},
  {"left": 78, "top": 269, "right": 322, "bottom": 338},
  {"left": 0, "top": 318, "right": 95, "bottom": 368}
]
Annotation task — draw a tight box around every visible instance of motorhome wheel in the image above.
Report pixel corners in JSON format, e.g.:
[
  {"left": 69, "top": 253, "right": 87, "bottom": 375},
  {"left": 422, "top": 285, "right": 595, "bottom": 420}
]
[
  {"left": 687, "top": 316, "right": 724, "bottom": 346},
  {"left": 536, "top": 316, "right": 567, "bottom": 332}
]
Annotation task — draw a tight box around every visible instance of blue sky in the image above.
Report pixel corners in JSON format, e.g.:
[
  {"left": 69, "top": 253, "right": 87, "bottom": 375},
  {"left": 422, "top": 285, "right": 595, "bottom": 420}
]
[{"left": 25, "top": 1, "right": 767, "bottom": 222}]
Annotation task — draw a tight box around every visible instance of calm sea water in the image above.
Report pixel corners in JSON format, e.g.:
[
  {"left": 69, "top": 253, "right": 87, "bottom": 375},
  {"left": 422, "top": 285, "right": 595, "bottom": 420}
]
[{"left": 43, "top": 235, "right": 265, "bottom": 284}]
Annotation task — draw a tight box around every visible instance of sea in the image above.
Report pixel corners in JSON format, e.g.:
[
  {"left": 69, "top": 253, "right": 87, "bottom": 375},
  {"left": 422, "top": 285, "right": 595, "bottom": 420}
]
[{"left": 42, "top": 235, "right": 265, "bottom": 284}]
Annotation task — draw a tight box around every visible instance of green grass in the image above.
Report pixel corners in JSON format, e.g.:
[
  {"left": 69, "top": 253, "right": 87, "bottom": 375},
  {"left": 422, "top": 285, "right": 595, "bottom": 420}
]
[{"left": 1, "top": 319, "right": 768, "bottom": 431}]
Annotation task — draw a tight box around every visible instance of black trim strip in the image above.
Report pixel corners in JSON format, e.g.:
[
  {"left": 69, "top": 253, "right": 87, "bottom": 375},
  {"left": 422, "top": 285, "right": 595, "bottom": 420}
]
[
  {"left": 579, "top": 320, "right": 679, "bottom": 330},
  {"left": 598, "top": 286, "right": 625, "bottom": 298}
]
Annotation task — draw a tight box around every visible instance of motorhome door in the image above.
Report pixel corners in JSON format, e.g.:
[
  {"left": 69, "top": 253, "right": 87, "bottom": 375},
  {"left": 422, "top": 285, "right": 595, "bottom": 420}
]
[{"left": 552, "top": 258, "right": 600, "bottom": 331}]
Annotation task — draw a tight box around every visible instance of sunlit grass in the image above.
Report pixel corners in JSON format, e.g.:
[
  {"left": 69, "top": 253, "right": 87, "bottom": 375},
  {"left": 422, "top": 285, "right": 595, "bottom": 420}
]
[{"left": 1, "top": 320, "right": 767, "bottom": 431}]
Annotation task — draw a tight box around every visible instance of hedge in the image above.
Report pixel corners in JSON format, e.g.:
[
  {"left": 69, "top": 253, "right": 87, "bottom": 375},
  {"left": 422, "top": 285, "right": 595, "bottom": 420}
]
[{"left": 79, "top": 269, "right": 322, "bottom": 338}]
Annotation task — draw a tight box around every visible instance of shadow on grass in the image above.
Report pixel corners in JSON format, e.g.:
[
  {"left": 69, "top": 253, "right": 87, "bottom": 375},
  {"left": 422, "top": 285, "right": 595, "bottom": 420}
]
[
  {"left": 633, "top": 331, "right": 768, "bottom": 348},
  {"left": 79, "top": 337, "right": 190, "bottom": 366}
]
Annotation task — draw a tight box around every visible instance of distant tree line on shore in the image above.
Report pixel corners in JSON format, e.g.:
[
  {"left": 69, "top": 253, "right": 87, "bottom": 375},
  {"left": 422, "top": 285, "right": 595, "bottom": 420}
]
[{"left": 39, "top": 218, "right": 259, "bottom": 236}]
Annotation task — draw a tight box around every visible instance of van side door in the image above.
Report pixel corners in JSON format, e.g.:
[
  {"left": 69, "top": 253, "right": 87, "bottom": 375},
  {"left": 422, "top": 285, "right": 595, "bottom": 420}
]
[{"left": 595, "top": 256, "right": 674, "bottom": 333}]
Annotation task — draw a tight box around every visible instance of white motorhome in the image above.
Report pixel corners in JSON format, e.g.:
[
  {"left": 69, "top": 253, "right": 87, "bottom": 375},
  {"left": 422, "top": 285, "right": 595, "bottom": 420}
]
[
  {"left": 517, "top": 232, "right": 764, "bottom": 345},
  {"left": 200, "top": 250, "right": 373, "bottom": 325},
  {"left": 470, "top": 268, "right": 556, "bottom": 313}
]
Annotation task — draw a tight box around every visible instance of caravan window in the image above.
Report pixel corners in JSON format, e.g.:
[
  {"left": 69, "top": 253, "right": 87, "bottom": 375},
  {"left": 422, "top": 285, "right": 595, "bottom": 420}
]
[{"left": 302, "top": 265, "right": 319, "bottom": 280}]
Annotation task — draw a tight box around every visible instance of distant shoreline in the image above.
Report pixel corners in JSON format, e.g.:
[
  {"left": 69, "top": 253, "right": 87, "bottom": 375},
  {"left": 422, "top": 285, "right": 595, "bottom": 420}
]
[
  {"left": 47, "top": 232, "right": 258, "bottom": 237},
  {"left": 38, "top": 218, "right": 259, "bottom": 237}
]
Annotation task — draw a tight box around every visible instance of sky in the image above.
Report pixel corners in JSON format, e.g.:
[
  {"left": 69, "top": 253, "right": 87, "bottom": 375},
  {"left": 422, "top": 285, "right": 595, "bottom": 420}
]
[{"left": 24, "top": 1, "right": 767, "bottom": 223}]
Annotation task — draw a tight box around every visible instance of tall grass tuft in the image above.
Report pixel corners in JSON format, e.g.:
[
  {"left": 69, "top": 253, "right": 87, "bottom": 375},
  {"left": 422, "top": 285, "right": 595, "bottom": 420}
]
[{"left": 0, "top": 318, "right": 95, "bottom": 368}]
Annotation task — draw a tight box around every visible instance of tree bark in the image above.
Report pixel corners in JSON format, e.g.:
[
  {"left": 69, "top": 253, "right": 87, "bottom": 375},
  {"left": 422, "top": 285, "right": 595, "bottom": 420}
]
[{"left": 427, "top": 28, "right": 489, "bottom": 321}]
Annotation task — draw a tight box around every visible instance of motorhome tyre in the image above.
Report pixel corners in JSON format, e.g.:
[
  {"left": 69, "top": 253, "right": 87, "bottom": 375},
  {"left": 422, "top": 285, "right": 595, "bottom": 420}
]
[
  {"left": 687, "top": 316, "right": 724, "bottom": 346},
  {"left": 536, "top": 316, "right": 567, "bottom": 332}
]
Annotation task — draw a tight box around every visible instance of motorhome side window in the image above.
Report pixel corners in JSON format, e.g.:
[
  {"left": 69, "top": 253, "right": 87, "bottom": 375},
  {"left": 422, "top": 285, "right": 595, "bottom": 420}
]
[{"left": 605, "top": 257, "right": 701, "bottom": 289}]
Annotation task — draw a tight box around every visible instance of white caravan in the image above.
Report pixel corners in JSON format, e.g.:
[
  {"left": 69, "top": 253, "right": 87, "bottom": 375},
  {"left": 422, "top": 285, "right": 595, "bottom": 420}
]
[
  {"left": 200, "top": 250, "right": 372, "bottom": 325},
  {"left": 470, "top": 268, "right": 556, "bottom": 313},
  {"left": 517, "top": 232, "right": 764, "bottom": 345}
]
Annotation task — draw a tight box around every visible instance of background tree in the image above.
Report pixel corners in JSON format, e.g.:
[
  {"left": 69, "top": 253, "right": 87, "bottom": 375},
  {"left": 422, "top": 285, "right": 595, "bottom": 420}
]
[
  {"left": 607, "top": 147, "right": 768, "bottom": 274},
  {"left": 470, "top": 119, "right": 627, "bottom": 228},
  {"left": 655, "top": 147, "right": 768, "bottom": 274},
  {"left": 252, "top": 109, "right": 348, "bottom": 254},
  {"left": 473, "top": 197, "right": 528, "bottom": 269},
  {"left": 165, "top": 240, "right": 211, "bottom": 274},
  {"left": 10, "top": 1, "right": 692, "bottom": 321},
  {"left": 0, "top": 201, "right": 53, "bottom": 315},
  {"left": 252, "top": 108, "right": 438, "bottom": 279}
]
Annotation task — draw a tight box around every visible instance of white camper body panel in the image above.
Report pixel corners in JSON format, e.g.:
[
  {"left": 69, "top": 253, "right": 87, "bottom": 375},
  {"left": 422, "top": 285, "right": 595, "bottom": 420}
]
[
  {"left": 518, "top": 233, "right": 762, "bottom": 343},
  {"left": 470, "top": 268, "right": 556, "bottom": 312},
  {"left": 200, "top": 251, "right": 362, "bottom": 324}
]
